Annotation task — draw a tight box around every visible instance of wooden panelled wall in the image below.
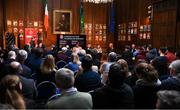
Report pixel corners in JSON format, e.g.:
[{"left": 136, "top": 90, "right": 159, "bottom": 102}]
[
  {"left": 115, "top": 0, "right": 152, "bottom": 51},
  {"left": 0, "top": 0, "right": 111, "bottom": 49},
  {"left": 152, "top": 0, "right": 177, "bottom": 49},
  {"left": 0, "top": 0, "right": 180, "bottom": 50},
  {"left": 2, "top": 0, "right": 81, "bottom": 48}
]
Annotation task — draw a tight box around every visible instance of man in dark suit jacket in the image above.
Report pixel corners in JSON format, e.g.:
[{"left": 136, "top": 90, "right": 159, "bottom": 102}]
[
  {"left": 160, "top": 60, "right": 180, "bottom": 91},
  {"left": 16, "top": 49, "right": 32, "bottom": 78},
  {"left": 75, "top": 55, "right": 102, "bottom": 92},
  {"left": 8, "top": 61, "right": 37, "bottom": 99},
  {"left": 90, "top": 63, "right": 134, "bottom": 109}
]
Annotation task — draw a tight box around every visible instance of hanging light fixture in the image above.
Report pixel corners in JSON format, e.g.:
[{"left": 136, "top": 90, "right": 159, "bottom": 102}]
[{"left": 83, "top": 0, "right": 112, "bottom": 4}]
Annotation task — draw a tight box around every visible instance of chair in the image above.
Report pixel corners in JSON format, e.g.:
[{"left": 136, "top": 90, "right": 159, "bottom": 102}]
[
  {"left": 48, "top": 94, "right": 61, "bottom": 102},
  {"left": 36, "top": 81, "right": 57, "bottom": 102},
  {"left": 56, "top": 60, "right": 67, "bottom": 69}
]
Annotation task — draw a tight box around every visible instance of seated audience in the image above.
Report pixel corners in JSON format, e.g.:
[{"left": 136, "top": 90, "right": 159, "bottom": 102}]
[
  {"left": 0, "top": 51, "right": 17, "bottom": 78},
  {"left": 90, "top": 62, "right": 134, "bottom": 109},
  {"left": 36, "top": 55, "right": 57, "bottom": 84},
  {"left": 47, "top": 68, "right": 92, "bottom": 109},
  {"left": 16, "top": 49, "right": 32, "bottom": 78},
  {"left": 165, "top": 46, "right": 176, "bottom": 64},
  {"left": 122, "top": 45, "right": 134, "bottom": 71},
  {"left": 66, "top": 53, "right": 81, "bottom": 72},
  {"left": 75, "top": 54, "right": 102, "bottom": 92},
  {"left": 156, "top": 90, "right": 180, "bottom": 109},
  {"left": 8, "top": 61, "right": 37, "bottom": 100},
  {"left": 160, "top": 60, "right": 180, "bottom": 91},
  {"left": 56, "top": 47, "right": 68, "bottom": 62},
  {"left": 151, "top": 47, "right": 169, "bottom": 81},
  {"left": 145, "top": 44, "right": 158, "bottom": 63},
  {"left": 28, "top": 48, "right": 43, "bottom": 74},
  {"left": 100, "top": 52, "right": 117, "bottom": 85},
  {"left": 133, "top": 63, "right": 160, "bottom": 109},
  {"left": 0, "top": 75, "right": 26, "bottom": 109},
  {"left": 117, "top": 59, "right": 133, "bottom": 86}
]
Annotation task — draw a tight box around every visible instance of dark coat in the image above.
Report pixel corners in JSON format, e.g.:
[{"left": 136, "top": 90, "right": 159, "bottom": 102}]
[
  {"left": 19, "top": 75, "right": 37, "bottom": 99},
  {"left": 75, "top": 70, "right": 102, "bottom": 92},
  {"left": 133, "top": 80, "right": 159, "bottom": 109},
  {"left": 160, "top": 75, "right": 180, "bottom": 91},
  {"left": 90, "top": 84, "right": 134, "bottom": 109}
]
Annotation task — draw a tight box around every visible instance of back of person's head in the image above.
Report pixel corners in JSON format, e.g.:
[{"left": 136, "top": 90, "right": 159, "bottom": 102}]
[
  {"left": 55, "top": 68, "right": 74, "bottom": 90},
  {"left": 135, "top": 63, "right": 158, "bottom": 83},
  {"left": 117, "top": 59, "right": 129, "bottom": 73},
  {"left": 8, "top": 51, "right": 16, "bottom": 60},
  {"left": 108, "top": 62, "right": 126, "bottom": 87},
  {"left": 9, "top": 61, "right": 23, "bottom": 75},
  {"left": 159, "top": 47, "right": 167, "bottom": 54},
  {"left": 169, "top": 60, "right": 180, "bottom": 76},
  {"left": 16, "top": 49, "right": 28, "bottom": 62},
  {"left": 0, "top": 75, "right": 25, "bottom": 109},
  {"left": 78, "top": 49, "right": 86, "bottom": 56},
  {"left": 41, "top": 55, "right": 56, "bottom": 74},
  {"left": 90, "top": 49, "right": 98, "bottom": 59},
  {"left": 125, "top": 45, "right": 131, "bottom": 51},
  {"left": 71, "top": 53, "right": 80, "bottom": 64},
  {"left": 108, "top": 52, "right": 117, "bottom": 62},
  {"left": 35, "top": 48, "right": 43, "bottom": 58},
  {"left": 81, "top": 54, "right": 93, "bottom": 71},
  {"left": 62, "top": 47, "right": 67, "bottom": 53},
  {"left": 157, "top": 90, "right": 180, "bottom": 109}
]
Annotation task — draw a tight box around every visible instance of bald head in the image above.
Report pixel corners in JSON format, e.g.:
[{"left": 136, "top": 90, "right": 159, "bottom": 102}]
[{"left": 9, "top": 61, "right": 23, "bottom": 74}]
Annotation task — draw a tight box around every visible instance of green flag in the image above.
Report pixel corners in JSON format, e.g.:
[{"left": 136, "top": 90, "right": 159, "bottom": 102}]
[{"left": 80, "top": 0, "right": 84, "bottom": 34}]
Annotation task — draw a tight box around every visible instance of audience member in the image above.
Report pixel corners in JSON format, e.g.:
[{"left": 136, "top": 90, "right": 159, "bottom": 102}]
[
  {"left": 117, "top": 59, "right": 133, "bottom": 86},
  {"left": 8, "top": 61, "right": 37, "bottom": 100},
  {"left": 145, "top": 44, "right": 158, "bottom": 63},
  {"left": 133, "top": 63, "right": 160, "bottom": 109},
  {"left": 75, "top": 54, "right": 102, "bottom": 92},
  {"left": 107, "top": 42, "right": 114, "bottom": 54},
  {"left": 100, "top": 52, "right": 117, "bottom": 85},
  {"left": 0, "top": 75, "right": 26, "bottom": 109},
  {"left": 66, "top": 53, "right": 81, "bottom": 72},
  {"left": 90, "top": 62, "right": 134, "bottom": 109},
  {"left": 165, "top": 47, "right": 176, "bottom": 64},
  {"left": 156, "top": 90, "right": 180, "bottom": 109},
  {"left": 28, "top": 48, "right": 43, "bottom": 73},
  {"left": 47, "top": 68, "right": 92, "bottom": 109},
  {"left": 122, "top": 45, "right": 134, "bottom": 71},
  {"left": 16, "top": 49, "right": 32, "bottom": 78},
  {"left": 151, "top": 47, "right": 169, "bottom": 81},
  {"left": 160, "top": 60, "right": 180, "bottom": 91},
  {"left": 36, "top": 55, "right": 57, "bottom": 84},
  {"left": 56, "top": 47, "right": 68, "bottom": 62}
]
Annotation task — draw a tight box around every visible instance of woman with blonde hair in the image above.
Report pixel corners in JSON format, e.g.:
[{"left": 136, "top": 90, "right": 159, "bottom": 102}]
[
  {"left": 0, "top": 75, "right": 26, "bottom": 109},
  {"left": 66, "top": 53, "right": 81, "bottom": 72},
  {"left": 36, "top": 54, "right": 57, "bottom": 84}
]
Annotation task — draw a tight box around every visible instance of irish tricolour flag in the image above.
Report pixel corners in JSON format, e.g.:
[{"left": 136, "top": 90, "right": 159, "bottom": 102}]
[{"left": 44, "top": 1, "right": 49, "bottom": 31}]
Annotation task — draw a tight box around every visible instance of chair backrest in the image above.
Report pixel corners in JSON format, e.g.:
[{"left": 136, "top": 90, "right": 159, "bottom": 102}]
[
  {"left": 36, "top": 81, "right": 57, "bottom": 101},
  {"left": 56, "top": 60, "right": 67, "bottom": 69},
  {"left": 48, "top": 94, "right": 61, "bottom": 102}
]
